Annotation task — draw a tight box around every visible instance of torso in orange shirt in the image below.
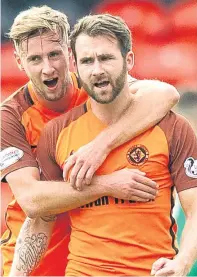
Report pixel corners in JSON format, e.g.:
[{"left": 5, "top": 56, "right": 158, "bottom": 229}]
[
  {"left": 0, "top": 72, "right": 88, "bottom": 276},
  {"left": 37, "top": 101, "right": 197, "bottom": 276}
]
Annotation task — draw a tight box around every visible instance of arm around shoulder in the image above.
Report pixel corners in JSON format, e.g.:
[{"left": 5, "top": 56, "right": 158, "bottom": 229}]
[{"left": 130, "top": 79, "right": 180, "bottom": 115}]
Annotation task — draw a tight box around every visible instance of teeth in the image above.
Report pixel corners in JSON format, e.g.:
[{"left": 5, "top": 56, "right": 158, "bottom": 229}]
[
  {"left": 95, "top": 81, "right": 108, "bottom": 85},
  {"left": 98, "top": 80, "right": 107, "bottom": 83}
]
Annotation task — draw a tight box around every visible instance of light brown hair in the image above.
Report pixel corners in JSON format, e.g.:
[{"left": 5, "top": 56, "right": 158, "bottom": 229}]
[{"left": 70, "top": 14, "right": 132, "bottom": 61}]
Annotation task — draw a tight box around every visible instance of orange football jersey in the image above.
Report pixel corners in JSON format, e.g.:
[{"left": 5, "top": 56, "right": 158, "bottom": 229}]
[{"left": 37, "top": 101, "right": 197, "bottom": 276}]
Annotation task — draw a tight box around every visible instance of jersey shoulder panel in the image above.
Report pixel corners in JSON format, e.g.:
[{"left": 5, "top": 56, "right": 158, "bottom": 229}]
[
  {"left": 1, "top": 84, "right": 34, "bottom": 121},
  {"left": 0, "top": 84, "right": 39, "bottom": 181},
  {"left": 44, "top": 103, "right": 87, "bottom": 135},
  {"left": 158, "top": 111, "right": 197, "bottom": 192},
  {"left": 37, "top": 103, "right": 87, "bottom": 180}
]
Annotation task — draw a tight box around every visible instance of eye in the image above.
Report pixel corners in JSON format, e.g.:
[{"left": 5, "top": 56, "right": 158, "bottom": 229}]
[
  {"left": 49, "top": 51, "right": 61, "bottom": 58},
  {"left": 81, "top": 58, "right": 93, "bottom": 65},
  {"left": 30, "top": 56, "right": 41, "bottom": 62}
]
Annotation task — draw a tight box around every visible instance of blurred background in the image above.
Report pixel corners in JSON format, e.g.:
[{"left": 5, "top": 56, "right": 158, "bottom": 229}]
[
  {"left": 2, "top": 0, "right": 197, "bottom": 98},
  {"left": 1, "top": 0, "right": 197, "bottom": 275}
]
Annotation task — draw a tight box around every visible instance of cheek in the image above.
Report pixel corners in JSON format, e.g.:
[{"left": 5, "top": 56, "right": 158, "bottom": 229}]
[
  {"left": 79, "top": 66, "right": 91, "bottom": 82},
  {"left": 81, "top": 73, "right": 90, "bottom": 84},
  {"left": 60, "top": 57, "right": 69, "bottom": 68},
  {"left": 59, "top": 61, "right": 69, "bottom": 75},
  {"left": 27, "top": 64, "right": 41, "bottom": 77},
  {"left": 25, "top": 67, "right": 35, "bottom": 79}
]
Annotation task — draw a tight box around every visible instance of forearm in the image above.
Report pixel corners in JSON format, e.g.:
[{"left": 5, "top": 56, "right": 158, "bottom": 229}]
[
  {"left": 9, "top": 216, "right": 55, "bottom": 276},
  {"left": 29, "top": 175, "right": 110, "bottom": 217},
  {"left": 175, "top": 210, "right": 197, "bottom": 274},
  {"left": 98, "top": 81, "right": 179, "bottom": 151}
]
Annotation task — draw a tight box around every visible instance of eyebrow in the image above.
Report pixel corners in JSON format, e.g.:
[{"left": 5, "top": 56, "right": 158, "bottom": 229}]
[
  {"left": 27, "top": 49, "right": 63, "bottom": 60},
  {"left": 79, "top": 56, "right": 93, "bottom": 63},
  {"left": 99, "top": 53, "right": 115, "bottom": 59},
  {"left": 49, "top": 49, "right": 62, "bottom": 54},
  {"left": 79, "top": 53, "right": 115, "bottom": 62}
]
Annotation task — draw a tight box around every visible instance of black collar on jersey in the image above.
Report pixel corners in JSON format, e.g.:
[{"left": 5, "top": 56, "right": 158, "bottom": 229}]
[
  {"left": 73, "top": 72, "right": 82, "bottom": 89},
  {"left": 84, "top": 102, "right": 88, "bottom": 113},
  {"left": 24, "top": 85, "right": 34, "bottom": 106}
]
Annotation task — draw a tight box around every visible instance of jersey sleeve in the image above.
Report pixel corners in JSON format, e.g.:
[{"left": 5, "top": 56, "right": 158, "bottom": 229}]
[
  {"left": 161, "top": 112, "right": 197, "bottom": 192},
  {"left": 0, "top": 107, "right": 38, "bottom": 181}
]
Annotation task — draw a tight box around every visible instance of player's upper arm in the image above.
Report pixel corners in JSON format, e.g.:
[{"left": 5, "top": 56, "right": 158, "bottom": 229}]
[
  {"left": 163, "top": 112, "right": 197, "bottom": 192},
  {"left": 1, "top": 108, "right": 38, "bottom": 181}
]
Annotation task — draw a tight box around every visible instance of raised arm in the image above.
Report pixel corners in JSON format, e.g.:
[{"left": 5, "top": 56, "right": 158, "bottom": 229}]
[{"left": 63, "top": 79, "right": 179, "bottom": 189}]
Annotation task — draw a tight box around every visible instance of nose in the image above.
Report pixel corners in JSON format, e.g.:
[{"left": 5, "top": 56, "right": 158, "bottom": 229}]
[
  {"left": 92, "top": 60, "right": 104, "bottom": 76},
  {"left": 42, "top": 58, "right": 55, "bottom": 75}
]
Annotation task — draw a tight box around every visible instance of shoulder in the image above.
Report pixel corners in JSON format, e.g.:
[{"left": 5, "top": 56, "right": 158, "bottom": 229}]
[
  {"left": 40, "top": 103, "right": 88, "bottom": 149},
  {"left": 1, "top": 84, "right": 32, "bottom": 120},
  {"left": 158, "top": 111, "right": 197, "bottom": 163},
  {"left": 158, "top": 111, "right": 194, "bottom": 136},
  {"left": 45, "top": 103, "right": 87, "bottom": 133},
  {"left": 161, "top": 112, "right": 197, "bottom": 192}
]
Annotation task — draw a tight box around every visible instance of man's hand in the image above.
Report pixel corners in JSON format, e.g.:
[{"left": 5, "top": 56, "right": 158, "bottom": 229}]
[
  {"left": 106, "top": 168, "right": 158, "bottom": 202},
  {"left": 151, "top": 257, "right": 189, "bottom": 276},
  {"left": 63, "top": 138, "right": 110, "bottom": 190}
]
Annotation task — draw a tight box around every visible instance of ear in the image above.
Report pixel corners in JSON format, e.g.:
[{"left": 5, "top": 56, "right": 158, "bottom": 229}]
[
  {"left": 14, "top": 51, "right": 24, "bottom": 71},
  {"left": 126, "top": 51, "right": 134, "bottom": 71}
]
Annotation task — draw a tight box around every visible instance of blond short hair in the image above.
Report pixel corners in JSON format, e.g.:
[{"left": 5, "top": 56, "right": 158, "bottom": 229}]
[{"left": 7, "top": 5, "right": 70, "bottom": 53}]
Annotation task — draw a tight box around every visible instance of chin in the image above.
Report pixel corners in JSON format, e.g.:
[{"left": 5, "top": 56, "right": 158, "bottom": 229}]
[
  {"left": 45, "top": 93, "right": 64, "bottom": 102},
  {"left": 96, "top": 97, "right": 114, "bottom": 104},
  {"left": 100, "top": 94, "right": 115, "bottom": 104}
]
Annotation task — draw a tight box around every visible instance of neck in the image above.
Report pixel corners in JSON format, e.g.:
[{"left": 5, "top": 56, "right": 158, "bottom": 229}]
[{"left": 90, "top": 82, "right": 133, "bottom": 125}]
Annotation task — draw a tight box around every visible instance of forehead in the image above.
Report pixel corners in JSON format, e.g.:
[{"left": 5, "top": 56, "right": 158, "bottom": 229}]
[
  {"left": 20, "top": 31, "right": 66, "bottom": 57},
  {"left": 75, "top": 34, "right": 121, "bottom": 58}
]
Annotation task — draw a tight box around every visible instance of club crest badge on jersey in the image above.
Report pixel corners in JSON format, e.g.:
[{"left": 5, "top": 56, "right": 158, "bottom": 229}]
[
  {"left": 0, "top": 147, "right": 24, "bottom": 170},
  {"left": 184, "top": 157, "right": 197, "bottom": 178},
  {"left": 127, "top": 144, "right": 149, "bottom": 166}
]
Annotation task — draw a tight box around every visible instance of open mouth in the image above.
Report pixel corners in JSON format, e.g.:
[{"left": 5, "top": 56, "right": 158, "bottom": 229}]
[
  {"left": 43, "top": 78, "right": 58, "bottom": 88},
  {"left": 94, "top": 81, "right": 110, "bottom": 88}
]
